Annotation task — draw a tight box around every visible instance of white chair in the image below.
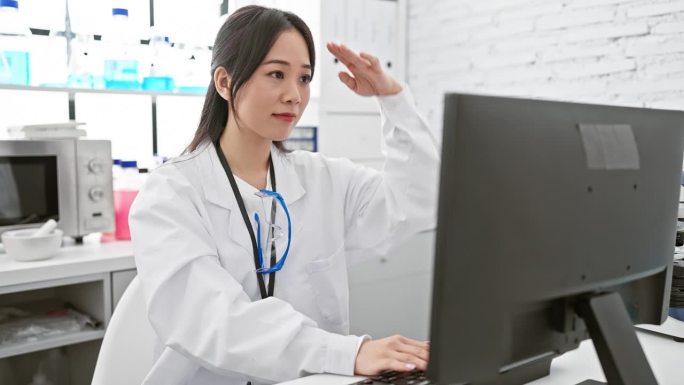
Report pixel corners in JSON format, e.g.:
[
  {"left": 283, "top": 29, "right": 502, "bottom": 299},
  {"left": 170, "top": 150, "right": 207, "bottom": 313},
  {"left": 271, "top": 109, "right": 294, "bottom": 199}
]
[{"left": 92, "top": 277, "right": 156, "bottom": 385}]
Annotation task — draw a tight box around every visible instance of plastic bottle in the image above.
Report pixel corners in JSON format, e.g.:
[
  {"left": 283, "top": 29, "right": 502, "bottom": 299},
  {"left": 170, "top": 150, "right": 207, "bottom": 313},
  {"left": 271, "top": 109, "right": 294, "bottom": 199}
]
[
  {"left": 102, "top": 7, "right": 140, "bottom": 90},
  {"left": 142, "top": 34, "right": 175, "bottom": 91},
  {"left": 67, "top": 33, "right": 98, "bottom": 89},
  {"left": 0, "top": 0, "right": 31, "bottom": 85},
  {"left": 114, "top": 160, "right": 142, "bottom": 240},
  {"left": 112, "top": 158, "right": 123, "bottom": 179},
  {"left": 101, "top": 159, "right": 122, "bottom": 242},
  {"left": 38, "top": 349, "right": 70, "bottom": 385}
]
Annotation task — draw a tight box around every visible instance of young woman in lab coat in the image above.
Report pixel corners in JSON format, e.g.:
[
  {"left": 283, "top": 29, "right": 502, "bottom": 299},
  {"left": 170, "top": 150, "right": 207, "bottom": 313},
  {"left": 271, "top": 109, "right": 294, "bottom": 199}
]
[{"left": 130, "top": 5, "right": 439, "bottom": 385}]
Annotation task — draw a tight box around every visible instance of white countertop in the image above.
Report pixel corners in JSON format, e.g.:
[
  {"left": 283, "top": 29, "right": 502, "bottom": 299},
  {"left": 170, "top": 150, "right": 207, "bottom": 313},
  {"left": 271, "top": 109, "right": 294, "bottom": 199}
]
[{"left": 0, "top": 236, "right": 135, "bottom": 287}]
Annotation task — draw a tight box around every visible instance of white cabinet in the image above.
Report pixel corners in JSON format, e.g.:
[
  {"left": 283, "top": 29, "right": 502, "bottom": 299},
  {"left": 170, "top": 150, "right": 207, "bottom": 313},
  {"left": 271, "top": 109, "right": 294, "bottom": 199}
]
[
  {"left": 0, "top": 241, "right": 135, "bottom": 385},
  {"left": 111, "top": 269, "right": 137, "bottom": 310},
  {"left": 0, "top": 274, "right": 111, "bottom": 360}
]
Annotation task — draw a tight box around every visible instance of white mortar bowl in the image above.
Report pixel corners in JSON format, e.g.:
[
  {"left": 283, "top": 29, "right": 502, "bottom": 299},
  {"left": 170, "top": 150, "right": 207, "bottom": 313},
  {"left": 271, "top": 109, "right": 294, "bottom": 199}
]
[{"left": 1, "top": 228, "right": 63, "bottom": 262}]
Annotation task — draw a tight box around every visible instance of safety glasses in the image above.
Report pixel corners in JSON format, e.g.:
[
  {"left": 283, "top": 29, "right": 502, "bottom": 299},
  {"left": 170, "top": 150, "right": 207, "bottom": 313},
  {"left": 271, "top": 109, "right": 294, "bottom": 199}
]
[{"left": 253, "top": 189, "right": 291, "bottom": 274}]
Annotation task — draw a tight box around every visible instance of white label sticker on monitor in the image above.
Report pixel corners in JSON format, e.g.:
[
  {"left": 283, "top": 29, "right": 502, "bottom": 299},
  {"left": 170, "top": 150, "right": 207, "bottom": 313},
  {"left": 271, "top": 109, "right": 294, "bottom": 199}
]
[{"left": 578, "top": 124, "right": 640, "bottom": 170}]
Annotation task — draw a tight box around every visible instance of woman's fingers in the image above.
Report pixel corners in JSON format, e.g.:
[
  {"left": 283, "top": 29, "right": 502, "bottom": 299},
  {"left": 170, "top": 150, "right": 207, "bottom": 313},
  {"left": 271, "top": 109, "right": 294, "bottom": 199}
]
[
  {"left": 338, "top": 71, "right": 356, "bottom": 91},
  {"left": 339, "top": 44, "right": 372, "bottom": 68},
  {"left": 392, "top": 352, "right": 428, "bottom": 371},
  {"left": 385, "top": 358, "right": 418, "bottom": 372},
  {"left": 326, "top": 42, "right": 353, "bottom": 68},
  {"left": 389, "top": 336, "right": 429, "bottom": 370},
  {"left": 326, "top": 41, "right": 402, "bottom": 96},
  {"left": 354, "top": 335, "right": 430, "bottom": 376},
  {"left": 394, "top": 336, "right": 429, "bottom": 369},
  {"left": 397, "top": 343, "right": 429, "bottom": 362},
  {"left": 327, "top": 42, "right": 371, "bottom": 71},
  {"left": 390, "top": 335, "right": 425, "bottom": 350},
  {"left": 398, "top": 335, "right": 430, "bottom": 350},
  {"left": 325, "top": 42, "right": 347, "bottom": 66},
  {"left": 359, "top": 52, "right": 381, "bottom": 70}
]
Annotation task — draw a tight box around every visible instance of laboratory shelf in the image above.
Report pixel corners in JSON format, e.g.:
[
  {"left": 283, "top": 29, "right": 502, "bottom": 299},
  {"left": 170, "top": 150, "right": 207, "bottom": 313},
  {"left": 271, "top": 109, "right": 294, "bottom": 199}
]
[
  {"left": 0, "top": 289, "right": 108, "bottom": 359},
  {"left": 0, "top": 328, "right": 105, "bottom": 359},
  {"left": 0, "top": 240, "right": 135, "bottom": 364},
  {"left": 0, "top": 83, "right": 206, "bottom": 98}
]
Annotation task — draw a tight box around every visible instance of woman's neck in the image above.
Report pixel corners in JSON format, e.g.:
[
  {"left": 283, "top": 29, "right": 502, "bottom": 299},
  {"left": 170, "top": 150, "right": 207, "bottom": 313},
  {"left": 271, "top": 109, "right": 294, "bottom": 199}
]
[{"left": 219, "top": 120, "right": 272, "bottom": 189}]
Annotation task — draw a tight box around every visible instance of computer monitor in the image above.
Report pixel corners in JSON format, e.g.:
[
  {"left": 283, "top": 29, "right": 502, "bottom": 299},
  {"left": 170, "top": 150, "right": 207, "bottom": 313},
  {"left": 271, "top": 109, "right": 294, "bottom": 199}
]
[{"left": 427, "top": 93, "right": 684, "bottom": 385}]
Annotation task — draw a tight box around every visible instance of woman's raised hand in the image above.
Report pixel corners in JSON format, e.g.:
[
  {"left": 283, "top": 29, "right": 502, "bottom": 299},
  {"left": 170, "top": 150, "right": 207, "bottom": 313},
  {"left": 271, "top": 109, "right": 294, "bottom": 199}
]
[
  {"left": 354, "top": 335, "right": 429, "bottom": 376},
  {"left": 326, "top": 42, "right": 402, "bottom": 97}
]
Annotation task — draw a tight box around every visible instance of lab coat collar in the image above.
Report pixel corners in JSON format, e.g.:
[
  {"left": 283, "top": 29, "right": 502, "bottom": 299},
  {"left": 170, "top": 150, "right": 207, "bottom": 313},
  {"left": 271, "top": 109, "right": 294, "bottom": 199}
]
[{"left": 201, "top": 141, "right": 306, "bottom": 212}]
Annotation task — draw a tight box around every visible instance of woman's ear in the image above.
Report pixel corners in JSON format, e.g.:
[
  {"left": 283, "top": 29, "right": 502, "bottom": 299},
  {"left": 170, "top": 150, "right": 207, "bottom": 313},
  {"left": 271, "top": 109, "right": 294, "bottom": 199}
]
[{"left": 213, "top": 67, "right": 231, "bottom": 102}]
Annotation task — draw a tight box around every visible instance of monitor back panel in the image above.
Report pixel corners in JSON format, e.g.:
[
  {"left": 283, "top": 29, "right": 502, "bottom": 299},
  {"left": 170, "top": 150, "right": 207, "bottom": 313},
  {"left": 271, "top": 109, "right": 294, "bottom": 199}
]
[{"left": 429, "top": 94, "right": 684, "bottom": 382}]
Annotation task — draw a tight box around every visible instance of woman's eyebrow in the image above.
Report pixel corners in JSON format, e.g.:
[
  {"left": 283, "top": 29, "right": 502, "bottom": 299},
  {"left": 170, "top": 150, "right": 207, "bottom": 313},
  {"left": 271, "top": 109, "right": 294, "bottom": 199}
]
[{"left": 262, "top": 59, "right": 312, "bottom": 69}]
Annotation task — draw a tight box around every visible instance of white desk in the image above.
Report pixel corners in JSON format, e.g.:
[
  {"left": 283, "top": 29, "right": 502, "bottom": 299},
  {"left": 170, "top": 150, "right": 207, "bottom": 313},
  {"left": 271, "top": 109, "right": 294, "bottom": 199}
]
[{"left": 278, "top": 328, "right": 684, "bottom": 385}]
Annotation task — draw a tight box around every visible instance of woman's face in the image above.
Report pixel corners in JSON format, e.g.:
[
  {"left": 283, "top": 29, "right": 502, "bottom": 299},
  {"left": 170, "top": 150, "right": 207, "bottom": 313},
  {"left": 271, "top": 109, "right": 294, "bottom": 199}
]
[{"left": 232, "top": 30, "right": 312, "bottom": 141}]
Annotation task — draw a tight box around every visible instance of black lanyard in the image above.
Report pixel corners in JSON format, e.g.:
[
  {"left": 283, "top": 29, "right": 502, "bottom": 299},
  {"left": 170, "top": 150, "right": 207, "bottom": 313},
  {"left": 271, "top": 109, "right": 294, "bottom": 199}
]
[{"left": 214, "top": 140, "right": 277, "bottom": 299}]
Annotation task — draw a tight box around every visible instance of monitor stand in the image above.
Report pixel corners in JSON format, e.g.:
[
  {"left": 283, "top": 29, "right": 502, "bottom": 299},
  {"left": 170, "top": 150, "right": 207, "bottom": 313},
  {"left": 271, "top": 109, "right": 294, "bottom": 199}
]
[{"left": 575, "top": 292, "right": 658, "bottom": 385}]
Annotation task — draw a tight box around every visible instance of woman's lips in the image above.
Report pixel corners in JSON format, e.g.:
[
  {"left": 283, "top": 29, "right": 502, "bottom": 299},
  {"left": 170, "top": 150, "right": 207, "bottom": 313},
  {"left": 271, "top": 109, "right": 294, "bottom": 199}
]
[{"left": 273, "top": 113, "right": 295, "bottom": 123}]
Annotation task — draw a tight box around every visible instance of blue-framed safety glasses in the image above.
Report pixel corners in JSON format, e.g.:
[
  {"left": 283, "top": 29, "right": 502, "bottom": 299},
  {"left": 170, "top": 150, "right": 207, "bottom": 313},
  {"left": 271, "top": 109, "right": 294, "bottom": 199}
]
[{"left": 253, "top": 189, "right": 291, "bottom": 274}]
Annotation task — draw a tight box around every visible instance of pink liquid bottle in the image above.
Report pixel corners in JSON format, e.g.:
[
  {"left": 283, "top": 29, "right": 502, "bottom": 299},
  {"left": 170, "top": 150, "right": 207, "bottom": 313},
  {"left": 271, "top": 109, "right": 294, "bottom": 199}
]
[
  {"left": 114, "top": 160, "right": 142, "bottom": 240},
  {"left": 101, "top": 159, "right": 122, "bottom": 242}
]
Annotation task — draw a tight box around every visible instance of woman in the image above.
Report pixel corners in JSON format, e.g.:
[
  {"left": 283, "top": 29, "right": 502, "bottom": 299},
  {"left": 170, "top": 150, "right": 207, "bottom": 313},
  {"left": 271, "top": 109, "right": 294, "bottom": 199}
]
[{"left": 130, "top": 5, "right": 439, "bottom": 385}]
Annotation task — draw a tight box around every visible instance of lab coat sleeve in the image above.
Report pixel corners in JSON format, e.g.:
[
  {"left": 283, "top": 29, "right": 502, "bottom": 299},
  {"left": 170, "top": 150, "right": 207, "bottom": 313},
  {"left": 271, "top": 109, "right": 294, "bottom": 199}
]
[
  {"left": 343, "top": 86, "right": 440, "bottom": 254},
  {"left": 130, "top": 166, "right": 362, "bottom": 382}
]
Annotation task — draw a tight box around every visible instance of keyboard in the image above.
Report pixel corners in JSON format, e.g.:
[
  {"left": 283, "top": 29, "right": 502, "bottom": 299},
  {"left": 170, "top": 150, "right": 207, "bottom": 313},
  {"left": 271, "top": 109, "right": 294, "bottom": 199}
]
[{"left": 350, "top": 370, "right": 434, "bottom": 385}]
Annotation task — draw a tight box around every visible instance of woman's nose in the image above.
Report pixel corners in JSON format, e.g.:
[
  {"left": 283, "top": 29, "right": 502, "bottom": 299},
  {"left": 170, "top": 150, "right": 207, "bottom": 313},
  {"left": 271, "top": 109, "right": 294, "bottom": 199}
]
[{"left": 282, "top": 80, "right": 302, "bottom": 104}]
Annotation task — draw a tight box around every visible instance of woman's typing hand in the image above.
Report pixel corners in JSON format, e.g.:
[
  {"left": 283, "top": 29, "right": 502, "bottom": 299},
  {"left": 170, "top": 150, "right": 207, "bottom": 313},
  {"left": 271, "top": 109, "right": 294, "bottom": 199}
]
[{"left": 354, "top": 335, "right": 430, "bottom": 376}]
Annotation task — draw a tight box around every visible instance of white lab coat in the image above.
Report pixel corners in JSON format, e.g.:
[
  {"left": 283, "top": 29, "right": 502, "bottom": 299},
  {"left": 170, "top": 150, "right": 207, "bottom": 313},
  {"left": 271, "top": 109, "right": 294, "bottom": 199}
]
[{"left": 129, "top": 87, "right": 440, "bottom": 385}]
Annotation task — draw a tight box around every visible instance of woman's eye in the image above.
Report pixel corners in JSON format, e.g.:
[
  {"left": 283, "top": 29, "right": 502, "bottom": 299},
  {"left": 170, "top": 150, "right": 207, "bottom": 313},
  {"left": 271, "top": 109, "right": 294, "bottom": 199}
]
[
  {"left": 269, "top": 71, "right": 284, "bottom": 79},
  {"left": 300, "top": 75, "right": 312, "bottom": 84}
]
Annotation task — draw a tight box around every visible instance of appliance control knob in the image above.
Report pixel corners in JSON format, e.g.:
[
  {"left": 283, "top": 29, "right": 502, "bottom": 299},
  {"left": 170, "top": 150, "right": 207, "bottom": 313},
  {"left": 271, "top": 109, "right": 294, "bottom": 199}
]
[
  {"left": 89, "top": 187, "right": 104, "bottom": 202},
  {"left": 88, "top": 159, "right": 104, "bottom": 174}
]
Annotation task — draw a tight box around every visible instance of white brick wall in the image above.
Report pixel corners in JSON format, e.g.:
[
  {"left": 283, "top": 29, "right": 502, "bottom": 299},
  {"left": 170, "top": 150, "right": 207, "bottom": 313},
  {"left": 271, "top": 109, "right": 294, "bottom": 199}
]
[{"left": 407, "top": 0, "right": 684, "bottom": 133}]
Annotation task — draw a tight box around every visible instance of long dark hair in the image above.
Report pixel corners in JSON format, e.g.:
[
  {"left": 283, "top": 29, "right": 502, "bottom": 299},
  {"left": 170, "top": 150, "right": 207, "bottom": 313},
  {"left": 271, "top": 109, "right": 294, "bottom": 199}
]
[{"left": 185, "top": 5, "right": 316, "bottom": 153}]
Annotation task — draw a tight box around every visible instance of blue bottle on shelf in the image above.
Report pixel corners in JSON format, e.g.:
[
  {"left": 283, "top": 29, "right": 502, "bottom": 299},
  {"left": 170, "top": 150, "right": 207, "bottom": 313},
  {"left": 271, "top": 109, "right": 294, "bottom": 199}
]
[
  {"left": 103, "top": 7, "right": 140, "bottom": 90},
  {"left": 0, "top": 0, "right": 31, "bottom": 86},
  {"left": 142, "top": 35, "right": 175, "bottom": 92}
]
